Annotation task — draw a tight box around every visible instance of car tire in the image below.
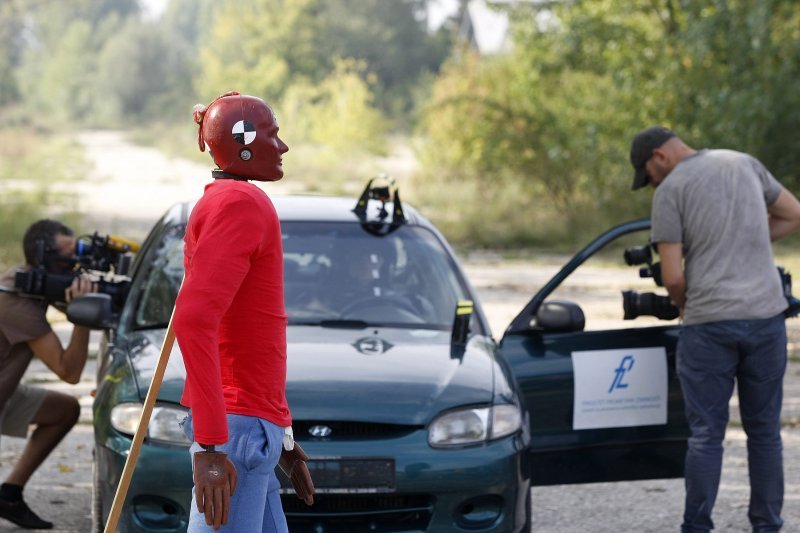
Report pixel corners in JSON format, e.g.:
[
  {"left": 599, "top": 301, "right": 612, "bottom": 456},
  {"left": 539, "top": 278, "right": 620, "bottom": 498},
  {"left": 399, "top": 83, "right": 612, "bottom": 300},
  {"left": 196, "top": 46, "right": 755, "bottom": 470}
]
[{"left": 91, "top": 452, "right": 104, "bottom": 533}]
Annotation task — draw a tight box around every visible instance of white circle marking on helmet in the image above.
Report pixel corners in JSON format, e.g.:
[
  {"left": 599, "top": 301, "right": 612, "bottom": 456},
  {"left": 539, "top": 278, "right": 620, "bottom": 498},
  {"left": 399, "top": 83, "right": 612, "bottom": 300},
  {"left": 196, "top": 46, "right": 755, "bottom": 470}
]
[{"left": 232, "top": 120, "right": 256, "bottom": 145}]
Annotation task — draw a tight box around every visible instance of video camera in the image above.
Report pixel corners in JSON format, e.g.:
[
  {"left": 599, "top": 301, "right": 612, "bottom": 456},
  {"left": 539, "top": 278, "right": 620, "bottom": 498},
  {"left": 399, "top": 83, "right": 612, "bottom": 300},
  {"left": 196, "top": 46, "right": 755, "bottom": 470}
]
[
  {"left": 622, "top": 241, "right": 800, "bottom": 320},
  {"left": 621, "top": 241, "right": 679, "bottom": 321},
  {"left": 778, "top": 266, "right": 800, "bottom": 318},
  {"left": 14, "top": 232, "right": 138, "bottom": 309}
]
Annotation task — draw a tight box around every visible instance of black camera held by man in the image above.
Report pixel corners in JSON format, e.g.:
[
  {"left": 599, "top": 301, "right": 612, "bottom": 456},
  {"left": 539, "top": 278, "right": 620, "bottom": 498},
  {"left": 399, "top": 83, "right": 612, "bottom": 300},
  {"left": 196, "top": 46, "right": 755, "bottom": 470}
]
[
  {"left": 621, "top": 241, "right": 680, "bottom": 320},
  {"left": 622, "top": 241, "right": 800, "bottom": 320},
  {"left": 14, "top": 232, "right": 138, "bottom": 309},
  {"left": 778, "top": 266, "right": 800, "bottom": 318}
]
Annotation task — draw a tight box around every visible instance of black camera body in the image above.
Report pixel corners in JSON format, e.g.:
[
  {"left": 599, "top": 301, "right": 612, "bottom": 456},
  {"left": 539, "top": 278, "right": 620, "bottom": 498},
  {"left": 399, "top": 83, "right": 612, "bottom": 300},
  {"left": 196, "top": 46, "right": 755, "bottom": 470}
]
[
  {"left": 14, "top": 270, "right": 130, "bottom": 309},
  {"left": 622, "top": 241, "right": 679, "bottom": 321},
  {"left": 13, "top": 232, "right": 136, "bottom": 309},
  {"left": 779, "top": 266, "right": 800, "bottom": 318}
]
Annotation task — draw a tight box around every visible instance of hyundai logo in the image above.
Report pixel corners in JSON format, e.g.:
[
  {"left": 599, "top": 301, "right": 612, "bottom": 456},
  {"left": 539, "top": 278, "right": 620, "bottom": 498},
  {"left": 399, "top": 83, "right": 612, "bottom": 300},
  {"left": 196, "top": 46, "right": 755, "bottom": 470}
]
[{"left": 309, "top": 425, "right": 333, "bottom": 438}]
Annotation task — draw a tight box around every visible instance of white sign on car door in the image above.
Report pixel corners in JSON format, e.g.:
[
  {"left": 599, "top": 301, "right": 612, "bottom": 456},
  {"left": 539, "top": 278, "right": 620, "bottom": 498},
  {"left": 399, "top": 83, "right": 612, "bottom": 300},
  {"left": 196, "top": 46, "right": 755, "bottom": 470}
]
[{"left": 571, "top": 347, "right": 668, "bottom": 430}]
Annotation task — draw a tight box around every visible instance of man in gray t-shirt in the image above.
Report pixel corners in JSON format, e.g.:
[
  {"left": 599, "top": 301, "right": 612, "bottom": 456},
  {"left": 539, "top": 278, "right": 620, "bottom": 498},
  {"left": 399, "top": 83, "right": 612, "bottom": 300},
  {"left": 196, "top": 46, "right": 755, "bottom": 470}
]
[{"left": 630, "top": 125, "right": 800, "bottom": 533}]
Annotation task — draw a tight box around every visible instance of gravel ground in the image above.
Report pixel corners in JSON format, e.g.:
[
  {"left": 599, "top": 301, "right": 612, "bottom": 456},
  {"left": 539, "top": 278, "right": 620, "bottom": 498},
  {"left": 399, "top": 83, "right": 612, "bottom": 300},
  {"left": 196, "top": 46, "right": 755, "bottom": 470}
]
[{"left": 3, "top": 256, "right": 800, "bottom": 532}]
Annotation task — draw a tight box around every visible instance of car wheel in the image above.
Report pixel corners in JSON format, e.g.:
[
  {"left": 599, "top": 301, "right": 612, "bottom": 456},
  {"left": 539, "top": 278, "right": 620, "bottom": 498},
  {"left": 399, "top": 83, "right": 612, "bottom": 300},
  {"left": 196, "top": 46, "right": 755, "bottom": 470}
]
[{"left": 91, "top": 453, "right": 104, "bottom": 533}]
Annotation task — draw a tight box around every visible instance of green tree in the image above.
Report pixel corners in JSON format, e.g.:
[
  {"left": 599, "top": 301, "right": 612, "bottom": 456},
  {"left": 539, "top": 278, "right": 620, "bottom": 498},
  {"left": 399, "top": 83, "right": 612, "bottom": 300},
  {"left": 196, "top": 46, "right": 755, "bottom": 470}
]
[
  {"left": 281, "top": 58, "right": 387, "bottom": 154},
  {"left": 311, "top": 0, "right": 449, "bottom": 114},
  {"left": 196, "top": 0, "right": 448, "bottom": 114},
  {"left": 195, "top": 0, "right": 318, "bottom": 102},
  {"left": 417, "top": 0, "right": 800, "bottom": 247},
  {"left": 94, "top": 18, "right": 195, "bottom": 124},
  {"left": 0, "top": 3, "right": 24, "bottom": 105},
  {"left": 17, "top": 20, "right": 97, "bottom": 124},
  {"left": 13, "top": 0, "right": 138, "bottom": 125},
  {"left": 662, "top": 0, "right": 800, "bottom": 186}
]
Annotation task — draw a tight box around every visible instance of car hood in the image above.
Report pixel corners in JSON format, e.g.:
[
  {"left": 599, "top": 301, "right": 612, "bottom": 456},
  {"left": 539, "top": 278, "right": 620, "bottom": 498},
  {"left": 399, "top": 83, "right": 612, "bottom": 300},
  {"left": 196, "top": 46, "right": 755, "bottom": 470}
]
[{"left": 125, "top": 326, "right": 496, "bottom": 425}]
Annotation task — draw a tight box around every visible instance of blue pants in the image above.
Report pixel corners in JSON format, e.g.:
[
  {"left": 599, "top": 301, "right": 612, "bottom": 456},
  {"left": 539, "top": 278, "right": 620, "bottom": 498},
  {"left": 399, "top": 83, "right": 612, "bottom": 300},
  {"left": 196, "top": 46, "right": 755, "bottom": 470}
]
[
  {"left": 677, "top": 314, "right": 786, "bottom": 533},
  {"left": 182, "top": 412, "right": 288, "bottom": 533}
]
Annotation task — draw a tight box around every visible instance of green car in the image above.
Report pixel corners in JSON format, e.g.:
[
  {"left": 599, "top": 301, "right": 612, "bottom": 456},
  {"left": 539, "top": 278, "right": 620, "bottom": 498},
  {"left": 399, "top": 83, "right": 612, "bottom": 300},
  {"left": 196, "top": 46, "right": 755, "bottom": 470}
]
[{"left": 77, "top": 188, "right": 688, "bottom": 532}]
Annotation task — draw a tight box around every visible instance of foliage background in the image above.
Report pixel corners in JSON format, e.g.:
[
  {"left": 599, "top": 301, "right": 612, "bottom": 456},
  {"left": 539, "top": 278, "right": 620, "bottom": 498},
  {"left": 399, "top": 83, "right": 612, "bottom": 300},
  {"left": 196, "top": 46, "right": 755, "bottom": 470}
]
[{"left": 1, "top": 0, "right": 800, "bottom": 266}]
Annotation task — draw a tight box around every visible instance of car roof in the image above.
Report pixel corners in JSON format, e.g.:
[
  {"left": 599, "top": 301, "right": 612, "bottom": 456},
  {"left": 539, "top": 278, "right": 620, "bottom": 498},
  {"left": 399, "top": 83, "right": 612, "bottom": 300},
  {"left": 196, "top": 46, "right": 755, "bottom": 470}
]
[{"left": 163, "top": 194, "right": 430, "bottom": 228}]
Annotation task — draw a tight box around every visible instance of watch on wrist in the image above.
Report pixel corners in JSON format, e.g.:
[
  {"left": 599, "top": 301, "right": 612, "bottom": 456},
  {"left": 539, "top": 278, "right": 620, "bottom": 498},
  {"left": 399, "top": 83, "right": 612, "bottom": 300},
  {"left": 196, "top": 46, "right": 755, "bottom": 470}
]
[{"left": 199, "top": 443, "right": 216, "bottom": 453}]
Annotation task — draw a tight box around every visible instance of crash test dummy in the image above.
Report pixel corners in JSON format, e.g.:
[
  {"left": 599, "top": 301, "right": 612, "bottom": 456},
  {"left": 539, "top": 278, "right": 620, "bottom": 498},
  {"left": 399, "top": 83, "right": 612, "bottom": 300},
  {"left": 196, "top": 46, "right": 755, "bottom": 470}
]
[{"left": 173, "top": 91, "right": 314, "bottom": 532}]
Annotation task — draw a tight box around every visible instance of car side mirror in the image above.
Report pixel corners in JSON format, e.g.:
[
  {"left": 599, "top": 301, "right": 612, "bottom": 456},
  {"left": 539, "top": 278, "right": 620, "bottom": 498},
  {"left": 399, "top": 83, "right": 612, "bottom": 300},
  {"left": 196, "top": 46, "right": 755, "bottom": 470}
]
[
  {"left": 66, "top": 293, "right": 116, "bottom": 329},
  {"left": 533, "top": 300, "right": 585, "bottom": 333}
]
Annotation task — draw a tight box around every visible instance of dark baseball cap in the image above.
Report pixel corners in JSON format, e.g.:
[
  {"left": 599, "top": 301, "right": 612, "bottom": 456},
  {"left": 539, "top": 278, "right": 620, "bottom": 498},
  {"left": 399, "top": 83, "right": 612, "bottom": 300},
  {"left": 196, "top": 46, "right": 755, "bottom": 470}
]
[{"left": 630, "top": 125, "right": 675, "bottom": 190}]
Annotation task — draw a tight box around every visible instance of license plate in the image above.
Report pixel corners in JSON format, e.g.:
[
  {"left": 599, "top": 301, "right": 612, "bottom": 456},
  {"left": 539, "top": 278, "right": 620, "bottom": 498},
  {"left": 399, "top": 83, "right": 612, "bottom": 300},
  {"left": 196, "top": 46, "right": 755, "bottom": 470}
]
[{"left": 278, "top": 457, "right": 395, "bottom": 494}]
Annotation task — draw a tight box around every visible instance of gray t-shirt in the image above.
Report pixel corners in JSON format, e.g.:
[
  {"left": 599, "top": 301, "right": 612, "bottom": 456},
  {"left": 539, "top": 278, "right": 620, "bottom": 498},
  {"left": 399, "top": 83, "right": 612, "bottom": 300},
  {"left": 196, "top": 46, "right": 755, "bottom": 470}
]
[{"left": 651, "top": 149, "right": 787, "bottom": 325}]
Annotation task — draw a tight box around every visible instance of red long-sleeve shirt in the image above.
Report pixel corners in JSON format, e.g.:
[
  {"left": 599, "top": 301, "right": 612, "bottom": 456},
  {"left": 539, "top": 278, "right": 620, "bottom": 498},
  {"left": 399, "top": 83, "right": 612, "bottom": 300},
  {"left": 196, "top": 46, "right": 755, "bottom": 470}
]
[{"left": 173, "top": 179, "right": 291, "bottom": 445}]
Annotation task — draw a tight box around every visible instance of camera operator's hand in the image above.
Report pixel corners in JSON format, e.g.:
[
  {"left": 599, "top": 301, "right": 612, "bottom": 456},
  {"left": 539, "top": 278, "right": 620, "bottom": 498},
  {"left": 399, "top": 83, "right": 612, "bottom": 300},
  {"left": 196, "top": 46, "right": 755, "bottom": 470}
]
[
  {"left": 64, "top": 275, "right": 97, "bottom": 303},
  {"left": 193, "top": 450, "right": 238, "bottom": 530}
]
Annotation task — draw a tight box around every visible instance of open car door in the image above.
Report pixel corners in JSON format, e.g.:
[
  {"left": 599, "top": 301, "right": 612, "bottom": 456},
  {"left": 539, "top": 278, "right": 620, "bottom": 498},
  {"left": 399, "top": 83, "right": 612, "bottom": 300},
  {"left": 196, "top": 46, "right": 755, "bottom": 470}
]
[{"left": 500, "top": 219, "right": 689, "bottom": 486}]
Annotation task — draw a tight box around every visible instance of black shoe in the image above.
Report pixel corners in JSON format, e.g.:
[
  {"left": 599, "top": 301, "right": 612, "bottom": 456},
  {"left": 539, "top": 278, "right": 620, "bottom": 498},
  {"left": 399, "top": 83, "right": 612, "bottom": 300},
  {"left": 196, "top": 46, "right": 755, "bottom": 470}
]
[{"left": 0, "top": 497, "right": 53, "bottom": 529}]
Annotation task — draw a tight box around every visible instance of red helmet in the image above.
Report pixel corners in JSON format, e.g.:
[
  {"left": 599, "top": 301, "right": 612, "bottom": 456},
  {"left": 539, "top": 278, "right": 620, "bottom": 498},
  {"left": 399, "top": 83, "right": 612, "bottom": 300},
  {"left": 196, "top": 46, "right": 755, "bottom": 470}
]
[{"left": 193, "top": 91, "right": 289, "bottom": 181}]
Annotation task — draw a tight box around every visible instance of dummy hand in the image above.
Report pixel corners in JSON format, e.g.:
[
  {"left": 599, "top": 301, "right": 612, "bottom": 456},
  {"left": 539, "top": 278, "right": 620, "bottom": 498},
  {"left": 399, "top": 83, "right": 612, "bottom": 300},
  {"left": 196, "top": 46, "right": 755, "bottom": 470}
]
[
  {"left": 278, "top": 443, "right": 315, "bottom": 505},
  {"left": 193, "top": 451, "right": 238, "bottom": 530}
]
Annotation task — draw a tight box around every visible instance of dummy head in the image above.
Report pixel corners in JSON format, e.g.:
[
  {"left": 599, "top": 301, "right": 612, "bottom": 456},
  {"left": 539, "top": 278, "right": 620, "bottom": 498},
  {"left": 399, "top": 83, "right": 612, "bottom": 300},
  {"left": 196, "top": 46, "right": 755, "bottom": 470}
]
[{"left": 193, "top": 91, "right": 289, "bottom": 181}]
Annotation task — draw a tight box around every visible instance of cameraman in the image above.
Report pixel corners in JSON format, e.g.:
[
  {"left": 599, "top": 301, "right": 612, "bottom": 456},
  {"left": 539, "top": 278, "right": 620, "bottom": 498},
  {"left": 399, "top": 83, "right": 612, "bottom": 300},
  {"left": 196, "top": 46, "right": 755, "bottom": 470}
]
[
  {"left": 630, "top": 126, "right": 800, "bottom": 533},
  {"left": 0, "top": 219, "right": 95, "bottom": 529}
]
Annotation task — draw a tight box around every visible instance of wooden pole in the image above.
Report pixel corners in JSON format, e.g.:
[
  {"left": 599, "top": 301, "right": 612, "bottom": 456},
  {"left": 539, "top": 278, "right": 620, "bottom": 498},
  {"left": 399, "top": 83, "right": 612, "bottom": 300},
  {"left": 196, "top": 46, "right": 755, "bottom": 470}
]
[{"left": 104, "top": 313, "right": 177, "bottom": 533}]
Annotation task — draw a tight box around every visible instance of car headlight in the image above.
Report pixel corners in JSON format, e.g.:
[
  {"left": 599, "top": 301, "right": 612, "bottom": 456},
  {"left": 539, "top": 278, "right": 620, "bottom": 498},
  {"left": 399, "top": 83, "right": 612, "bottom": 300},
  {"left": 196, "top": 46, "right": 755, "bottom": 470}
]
[
  {"left": 428, "top": 404, "right": 522, "bottom": 447},
  {"left": 110, "top": 403, "right": 191, "bottom": 445}
]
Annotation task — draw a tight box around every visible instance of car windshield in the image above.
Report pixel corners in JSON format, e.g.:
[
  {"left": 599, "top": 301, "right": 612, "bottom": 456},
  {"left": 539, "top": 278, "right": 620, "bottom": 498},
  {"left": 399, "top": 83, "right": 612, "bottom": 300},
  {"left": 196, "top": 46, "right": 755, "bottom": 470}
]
[
  {"left": 283, "top": 222, "right": 468, "bottom": 328},
  {"left": 132, "top": 221, "right": 469, "bottom": 330}
]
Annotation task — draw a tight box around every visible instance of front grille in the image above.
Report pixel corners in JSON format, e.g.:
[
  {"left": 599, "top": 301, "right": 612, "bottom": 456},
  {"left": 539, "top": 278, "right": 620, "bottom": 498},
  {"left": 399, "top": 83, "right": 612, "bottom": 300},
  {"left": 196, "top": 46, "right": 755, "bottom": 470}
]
[
  {"left": 283, "top": 494, "right": 434, "bottom": 532},
  {"left": 283, "top": 493, "right": 432, "bottom": 514},
  {"left": 293, "top": 420, "right": 422, "bottom": 440}
]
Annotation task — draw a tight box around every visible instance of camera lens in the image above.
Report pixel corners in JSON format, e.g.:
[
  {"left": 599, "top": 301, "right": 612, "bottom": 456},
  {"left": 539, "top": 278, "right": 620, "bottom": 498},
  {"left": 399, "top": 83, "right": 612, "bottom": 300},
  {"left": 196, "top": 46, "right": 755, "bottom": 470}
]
[
  {"left": 622, "top": 290, "right": 679, "bottom": 320},
  {"left": 623, "top": 245, "right": 652, "bottom": 266}
]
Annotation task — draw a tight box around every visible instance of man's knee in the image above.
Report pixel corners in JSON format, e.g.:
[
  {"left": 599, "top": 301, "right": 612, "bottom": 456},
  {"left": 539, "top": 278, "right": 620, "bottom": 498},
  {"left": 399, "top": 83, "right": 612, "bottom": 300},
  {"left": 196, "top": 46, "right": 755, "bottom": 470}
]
[
  {"left": 686, "top": 421, "right": 726, "bottom": 454},
  {"left": 50, "top": 394, "right": 80, "bottom": 430},
  {"left": 34, "top": 392, "right": 81, "bottom": 429},
  {"left": 64, "top": 396, "right": 81, "bottom": 427}
]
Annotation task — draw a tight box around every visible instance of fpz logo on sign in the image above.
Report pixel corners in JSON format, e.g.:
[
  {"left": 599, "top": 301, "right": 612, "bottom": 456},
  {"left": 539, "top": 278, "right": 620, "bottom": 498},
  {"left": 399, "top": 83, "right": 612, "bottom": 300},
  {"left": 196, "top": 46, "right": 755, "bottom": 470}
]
[
  {"left": 572, "top": 347, "right": 667, "bottom": 430},
  {"left": 609, "top": 355, "right": 635, "bottom": 393}
]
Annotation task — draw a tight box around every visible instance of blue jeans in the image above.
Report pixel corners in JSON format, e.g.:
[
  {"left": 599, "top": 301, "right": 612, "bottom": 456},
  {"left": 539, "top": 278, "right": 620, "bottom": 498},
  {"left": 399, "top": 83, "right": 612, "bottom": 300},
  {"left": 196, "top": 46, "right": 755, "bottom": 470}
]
[
  {"left": 677, "top": 314, "right": 786, "bottom": 533},
  {"left": 181, "top": 412, "right": 288, "bottom": 533}
]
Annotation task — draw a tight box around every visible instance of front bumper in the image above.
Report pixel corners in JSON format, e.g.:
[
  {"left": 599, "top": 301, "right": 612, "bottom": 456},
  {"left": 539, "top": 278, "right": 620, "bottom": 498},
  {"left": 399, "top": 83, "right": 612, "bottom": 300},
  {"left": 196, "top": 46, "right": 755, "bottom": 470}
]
[
  {"left": 96, "top": 429, "right": 528, "bottom": 533},
  {"left": 280, "top": 431, "right": 529, "bottom": 532}
]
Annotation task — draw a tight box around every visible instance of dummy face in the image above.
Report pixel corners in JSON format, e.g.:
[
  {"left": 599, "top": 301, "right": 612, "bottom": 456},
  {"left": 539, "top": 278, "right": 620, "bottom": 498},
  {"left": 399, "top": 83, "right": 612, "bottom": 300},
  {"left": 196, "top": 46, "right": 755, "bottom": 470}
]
[{"left": 257, "top": 106, "right": 289, "bottom": 181}]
